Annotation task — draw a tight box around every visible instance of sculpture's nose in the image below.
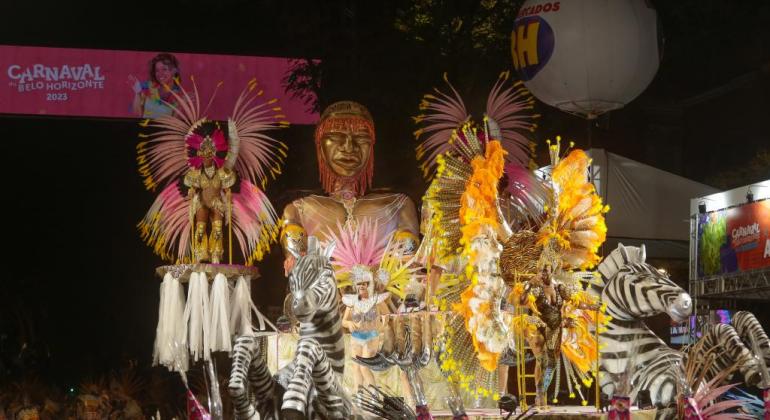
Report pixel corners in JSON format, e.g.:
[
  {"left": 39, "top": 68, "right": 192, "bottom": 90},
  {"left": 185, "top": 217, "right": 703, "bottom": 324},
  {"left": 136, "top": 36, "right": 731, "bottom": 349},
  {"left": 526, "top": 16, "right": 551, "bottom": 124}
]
[
  {"left": 340, "top": 134, "right": 355, "bottom": 152},
  {"left": 669, "top": 293, "right": 692, "bottom": 323}
]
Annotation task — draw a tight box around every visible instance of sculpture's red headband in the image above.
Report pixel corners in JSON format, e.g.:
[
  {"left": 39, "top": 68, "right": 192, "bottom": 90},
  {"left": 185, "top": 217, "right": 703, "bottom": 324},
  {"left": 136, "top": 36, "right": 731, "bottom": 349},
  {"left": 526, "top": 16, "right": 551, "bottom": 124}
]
[{"left": 314, "top": 101, "right": 375, "bottom": 196}]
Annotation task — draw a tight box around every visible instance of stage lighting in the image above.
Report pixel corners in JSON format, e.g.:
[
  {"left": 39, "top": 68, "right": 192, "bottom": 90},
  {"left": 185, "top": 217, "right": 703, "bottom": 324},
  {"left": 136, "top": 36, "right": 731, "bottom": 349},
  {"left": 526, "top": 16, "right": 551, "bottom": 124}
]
[{"left": 698, "top": 202, "right": 706, "bottom": 214}]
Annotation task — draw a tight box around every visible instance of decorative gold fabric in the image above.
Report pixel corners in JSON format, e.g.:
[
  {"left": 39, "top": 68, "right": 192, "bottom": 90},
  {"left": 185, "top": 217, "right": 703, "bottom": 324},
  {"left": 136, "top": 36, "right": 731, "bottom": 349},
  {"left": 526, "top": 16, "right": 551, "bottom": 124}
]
[
  {"left": 184, "top": 167, "right": 236, "bottom": 215},
  {"left": 500, "top": 230, "right": 540, "bottom": 285}
]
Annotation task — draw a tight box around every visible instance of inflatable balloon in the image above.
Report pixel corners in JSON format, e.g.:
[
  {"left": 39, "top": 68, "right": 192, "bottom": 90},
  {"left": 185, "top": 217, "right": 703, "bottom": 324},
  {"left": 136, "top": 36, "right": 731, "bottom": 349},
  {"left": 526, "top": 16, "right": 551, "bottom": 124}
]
[{"left": 511, "top": 0, "right": 661, "bottom": 119}]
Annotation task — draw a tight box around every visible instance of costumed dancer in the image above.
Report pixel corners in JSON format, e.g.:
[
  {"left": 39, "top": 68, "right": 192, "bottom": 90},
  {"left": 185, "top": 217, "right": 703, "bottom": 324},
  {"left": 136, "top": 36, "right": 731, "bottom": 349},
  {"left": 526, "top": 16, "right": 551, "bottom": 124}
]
[
  {"left": 324, "top": 218, "right": 416, "bottom": 391},
  {"left": 506, "top": 137, "right": 610, "bottom": 407},
  {"left": 137, "top": 78, "right": 286, "bottom": 266},
  {"left": 343, "top": 269, "right": 389, "bottom": 390},
  {"left": 135, "top": 76, "right": 287, "bottom": 418},
  {"left": 415, "top": 72, "right": 609, "bottom": 409},
  {"left": 353, "top": 238, "right": 437, "bottom": 416},
  {"left": 184, "top": 126, "right": 236, "bottom": 263}
]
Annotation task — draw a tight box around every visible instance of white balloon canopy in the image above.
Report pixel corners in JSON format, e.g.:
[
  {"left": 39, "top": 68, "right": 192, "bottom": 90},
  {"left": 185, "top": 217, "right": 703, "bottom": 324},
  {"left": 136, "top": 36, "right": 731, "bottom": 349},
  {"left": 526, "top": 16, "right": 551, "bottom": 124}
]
[{"left": 511, "top": 0, "right": 661, "bottom": 119}]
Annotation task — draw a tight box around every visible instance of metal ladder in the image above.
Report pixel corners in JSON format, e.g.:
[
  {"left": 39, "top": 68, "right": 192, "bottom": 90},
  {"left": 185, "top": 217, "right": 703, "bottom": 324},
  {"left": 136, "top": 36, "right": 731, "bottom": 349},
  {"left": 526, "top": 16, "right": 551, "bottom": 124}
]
[{"left": 513, "top": 304, "right": 537, "bottom": 410}]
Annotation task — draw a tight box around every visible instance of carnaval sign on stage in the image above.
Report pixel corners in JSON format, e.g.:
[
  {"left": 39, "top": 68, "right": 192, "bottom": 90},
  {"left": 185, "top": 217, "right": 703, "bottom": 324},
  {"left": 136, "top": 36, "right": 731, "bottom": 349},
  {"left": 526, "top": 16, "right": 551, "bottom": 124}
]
[
  {"left": 697, "top": 199, "right": 770, "bottom": 277},
  {"left": 0, "top": 45, "right": 317, "bottom": 123}
]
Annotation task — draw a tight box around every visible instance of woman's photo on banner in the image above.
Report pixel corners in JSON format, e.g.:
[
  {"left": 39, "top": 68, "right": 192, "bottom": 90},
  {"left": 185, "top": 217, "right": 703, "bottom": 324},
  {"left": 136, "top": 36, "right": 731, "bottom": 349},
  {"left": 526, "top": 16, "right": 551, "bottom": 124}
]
[{"left": 127, "top": 53, "right": 182, "bottom": 118}]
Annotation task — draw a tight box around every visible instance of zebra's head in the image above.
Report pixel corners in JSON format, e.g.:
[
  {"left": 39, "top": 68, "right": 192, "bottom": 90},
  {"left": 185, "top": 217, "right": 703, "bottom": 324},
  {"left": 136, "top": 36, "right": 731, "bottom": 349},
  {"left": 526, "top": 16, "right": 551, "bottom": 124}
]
[
  {"left": 599, "top": 244, "right": 692, "bottom": 322},
  {"left": 287, "top": 236, "right": 338, "bottom": 322}
]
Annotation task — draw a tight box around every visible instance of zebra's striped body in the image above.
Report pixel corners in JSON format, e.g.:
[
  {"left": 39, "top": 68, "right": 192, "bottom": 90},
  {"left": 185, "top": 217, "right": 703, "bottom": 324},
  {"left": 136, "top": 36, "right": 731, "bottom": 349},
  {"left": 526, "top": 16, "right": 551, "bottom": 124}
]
[
  {"left": 229, "top": 238, "right": 350, "bottom": 419},
  {"left": 590, "top": 244, "right": 692, "bottom": 408},
  {"left": 230, "top": 335, "right": 279, "bottom": 419},
  {"left": 732, "top": 311, "right": 770, "bottom": 370},
  {"left": 681, "top": 310, "right": 769, "bottom": 389},
  {"left": 686, "top": 323, "right": 761, "bottom": 387}
]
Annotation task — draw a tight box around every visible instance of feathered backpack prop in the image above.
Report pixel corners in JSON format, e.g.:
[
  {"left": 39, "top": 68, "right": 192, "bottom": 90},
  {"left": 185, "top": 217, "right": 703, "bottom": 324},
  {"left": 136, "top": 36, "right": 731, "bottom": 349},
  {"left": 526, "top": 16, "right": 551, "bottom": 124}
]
[{"left": 415, "top": 72, "right": 540, "bottom": 400}]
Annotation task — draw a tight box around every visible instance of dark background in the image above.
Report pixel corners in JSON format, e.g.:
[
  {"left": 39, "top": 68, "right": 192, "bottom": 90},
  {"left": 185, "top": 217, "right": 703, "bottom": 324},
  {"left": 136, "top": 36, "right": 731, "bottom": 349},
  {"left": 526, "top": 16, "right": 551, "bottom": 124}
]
[{"left": 2, "top": 0, "right": 769, "bottom": 401}]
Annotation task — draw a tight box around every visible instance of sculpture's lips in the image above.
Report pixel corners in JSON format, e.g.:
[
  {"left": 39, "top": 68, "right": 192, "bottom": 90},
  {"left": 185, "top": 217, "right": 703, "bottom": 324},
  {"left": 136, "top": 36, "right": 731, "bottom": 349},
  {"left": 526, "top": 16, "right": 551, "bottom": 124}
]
[{"left": 335, "top": 156, "right": 360, "bottom": 167}]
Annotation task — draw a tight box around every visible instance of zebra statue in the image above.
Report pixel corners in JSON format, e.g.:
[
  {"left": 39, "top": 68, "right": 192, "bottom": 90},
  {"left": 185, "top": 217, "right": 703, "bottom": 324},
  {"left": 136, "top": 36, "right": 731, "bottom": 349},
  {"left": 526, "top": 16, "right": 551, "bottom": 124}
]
[
  {"left": 228, "top": 237, "right": 351, "bottom": 420},
  {"left": 685, "top": 322, "right": 762, "bottom": 387},
  {"left": 682, "top": 310, "right": 769, "bottom": 389},
  {"left": 732, "top": 310, "right": 770, "bottom": 372},
  {"left": 590, "top": 244, "right": 693, "bottom": 408}
]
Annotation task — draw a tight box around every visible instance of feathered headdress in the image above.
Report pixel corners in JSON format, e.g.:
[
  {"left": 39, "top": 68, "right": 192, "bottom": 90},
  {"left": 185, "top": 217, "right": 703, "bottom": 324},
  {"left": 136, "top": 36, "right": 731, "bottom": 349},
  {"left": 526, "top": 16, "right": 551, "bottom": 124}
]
[
  {"left": 186, "top": 128, "right": 227, "bottom": 168},
  {"left": 415, "top": 72, "right": 544, "bottom": 261},
  {"left": 325, "top": 218, "right": 417, "bottom": 299},
  {"left": 537, "top": 137, "right": 609, "bottom": 270},
  {"left": 136, "top": 78, "right": 288, "bottom": 264}
]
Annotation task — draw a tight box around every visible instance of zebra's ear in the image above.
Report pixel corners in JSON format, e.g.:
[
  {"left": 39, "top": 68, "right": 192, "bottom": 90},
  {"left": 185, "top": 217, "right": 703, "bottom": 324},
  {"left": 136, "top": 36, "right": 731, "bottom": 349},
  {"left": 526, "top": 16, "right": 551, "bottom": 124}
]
[
  {"left": 307, "top": 236, "right": 320, "bottom": 256},
  {"left": 640, "top": 244, "right": 647, "bottom": 263},
  {"left": 287, "top": 247, "right": 300, "bottom": 260},
  {"left": 323, "top": 240, "right": 336, "bottom": 260},
  {"left": 618, "top": 243, "right": 629, "bottom": 262}
]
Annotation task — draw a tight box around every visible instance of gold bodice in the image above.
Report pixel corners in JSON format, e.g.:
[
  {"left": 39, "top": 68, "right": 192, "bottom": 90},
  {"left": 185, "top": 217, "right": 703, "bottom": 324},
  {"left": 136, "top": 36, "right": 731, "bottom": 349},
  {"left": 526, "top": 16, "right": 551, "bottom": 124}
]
[{"left": 184, "top": 166, "right": 236, "bottom": 212}]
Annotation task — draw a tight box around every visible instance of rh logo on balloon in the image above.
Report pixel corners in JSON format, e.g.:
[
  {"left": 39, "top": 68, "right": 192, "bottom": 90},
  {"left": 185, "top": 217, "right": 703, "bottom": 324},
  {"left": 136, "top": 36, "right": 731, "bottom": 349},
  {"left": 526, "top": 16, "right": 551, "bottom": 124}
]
[{"left": 511, "top": 15, "right": 555, "bottom": 81}]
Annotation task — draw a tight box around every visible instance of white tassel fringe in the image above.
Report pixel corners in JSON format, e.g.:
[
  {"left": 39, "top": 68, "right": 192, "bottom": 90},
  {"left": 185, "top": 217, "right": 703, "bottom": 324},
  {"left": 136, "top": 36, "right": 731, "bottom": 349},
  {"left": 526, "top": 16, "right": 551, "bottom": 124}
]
[
  {"left": 209, "top": 273, "right": 232, "bottom": 353},
  {"left": 153, "top": 273, "right": 189, "bottom": 372},
  {"left": 185, "top": 272, "right": 211, "bottom": 362},
  {"left": 229, "top": 275, "right": 254, "bottom": 337}
]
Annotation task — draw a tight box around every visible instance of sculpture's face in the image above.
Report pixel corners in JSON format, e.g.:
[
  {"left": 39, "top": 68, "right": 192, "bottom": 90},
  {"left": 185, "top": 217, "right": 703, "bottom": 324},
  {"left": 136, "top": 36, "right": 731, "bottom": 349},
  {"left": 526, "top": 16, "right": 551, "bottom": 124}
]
[{"left": 320, "top": 118, "right": 373, "bottom": 177}]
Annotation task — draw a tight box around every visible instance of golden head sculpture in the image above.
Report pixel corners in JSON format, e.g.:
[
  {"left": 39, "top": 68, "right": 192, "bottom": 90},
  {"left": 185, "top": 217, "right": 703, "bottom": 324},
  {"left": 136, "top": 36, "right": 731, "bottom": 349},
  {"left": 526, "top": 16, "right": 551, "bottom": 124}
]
[{"left": 314, "top": 101, "right": 375, "bottom": 197}]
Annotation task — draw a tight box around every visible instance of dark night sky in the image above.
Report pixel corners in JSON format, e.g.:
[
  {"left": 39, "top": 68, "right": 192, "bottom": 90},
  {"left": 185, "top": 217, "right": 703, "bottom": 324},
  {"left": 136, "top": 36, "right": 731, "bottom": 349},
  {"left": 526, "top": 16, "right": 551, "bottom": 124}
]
[{"left": 2, "top": 0, "right": 769, "bottom": 389}]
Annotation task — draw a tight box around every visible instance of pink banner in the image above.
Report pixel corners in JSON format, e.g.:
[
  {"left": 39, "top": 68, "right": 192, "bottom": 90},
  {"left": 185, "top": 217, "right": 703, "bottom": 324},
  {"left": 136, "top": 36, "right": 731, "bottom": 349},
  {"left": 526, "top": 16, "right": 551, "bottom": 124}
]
[{"left": 0, "top": 45, "right": 317, "bottom": 123}]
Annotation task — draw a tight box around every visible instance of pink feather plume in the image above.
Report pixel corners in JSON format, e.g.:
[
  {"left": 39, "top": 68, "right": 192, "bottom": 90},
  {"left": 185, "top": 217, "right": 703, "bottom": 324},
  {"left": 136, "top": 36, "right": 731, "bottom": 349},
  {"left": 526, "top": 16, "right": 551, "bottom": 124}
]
[
  {"left": 325, "top": 218, "right": 389, "bottom": 271},
  {"left": 137, "top": 183, "right": 191, "bottom": 262},
  {"left": 230, "top": 81, "right": 289, "bottom": 189},
  {"left": 485, "top": 71, "right": 538, "bottom": 167},
  {"left": 231, "top": 180, "right": 279, "bottom": 264},
  {"left": 413, "top": 74, "right": 469, "bottom": 178}
]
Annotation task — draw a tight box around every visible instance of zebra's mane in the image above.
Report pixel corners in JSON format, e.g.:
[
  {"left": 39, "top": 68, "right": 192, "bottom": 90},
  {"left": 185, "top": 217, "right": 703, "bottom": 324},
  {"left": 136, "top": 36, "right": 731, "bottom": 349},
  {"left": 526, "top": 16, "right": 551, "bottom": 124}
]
[{"left": 596, "top": 243, "right": 646, "bottom": 288}]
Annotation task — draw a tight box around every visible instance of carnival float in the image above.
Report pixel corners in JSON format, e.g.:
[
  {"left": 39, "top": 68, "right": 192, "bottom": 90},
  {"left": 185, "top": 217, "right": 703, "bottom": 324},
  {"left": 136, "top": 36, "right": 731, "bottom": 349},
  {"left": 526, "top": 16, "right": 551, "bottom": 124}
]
[{"left": 132, "top": 1, "right": 769, "bottom": 419}]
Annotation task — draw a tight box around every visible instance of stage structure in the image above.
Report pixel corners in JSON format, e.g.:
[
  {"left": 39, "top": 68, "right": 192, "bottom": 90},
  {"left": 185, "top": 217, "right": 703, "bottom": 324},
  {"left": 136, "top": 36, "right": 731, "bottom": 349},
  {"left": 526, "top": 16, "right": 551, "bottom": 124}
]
[
  {"left": 688, "top": 180, "right": 770, "bottom": 416},
  {"left": 689, "top": 180, "right": 770, "bottom": 312}
]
